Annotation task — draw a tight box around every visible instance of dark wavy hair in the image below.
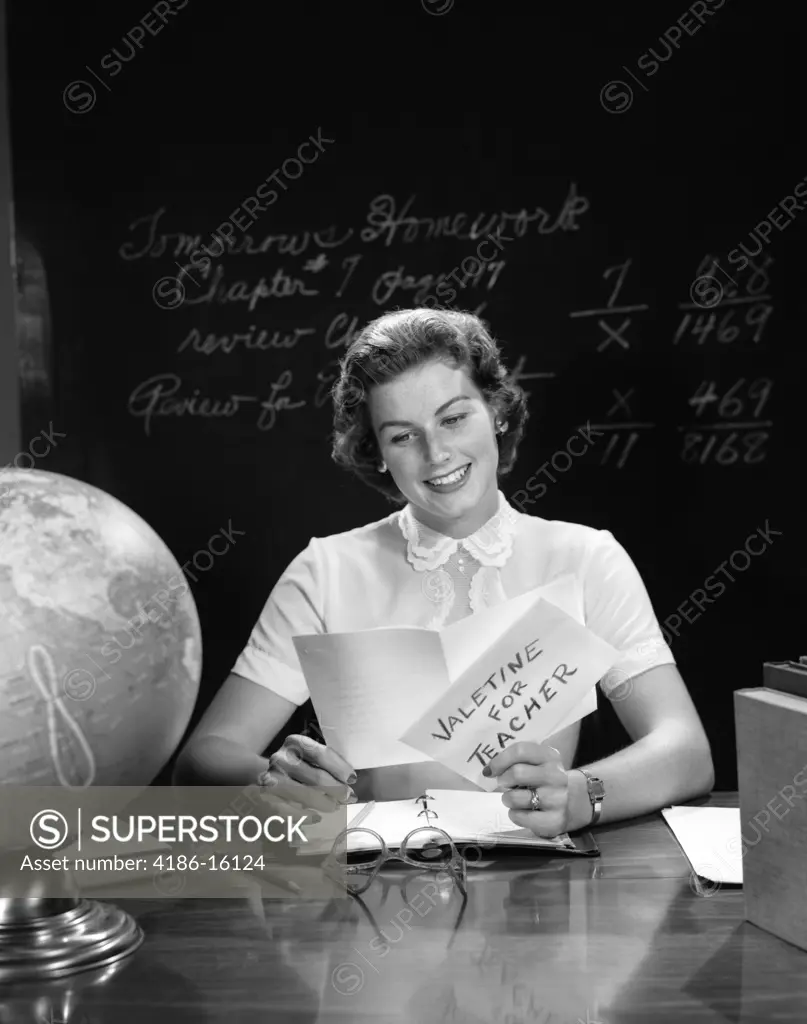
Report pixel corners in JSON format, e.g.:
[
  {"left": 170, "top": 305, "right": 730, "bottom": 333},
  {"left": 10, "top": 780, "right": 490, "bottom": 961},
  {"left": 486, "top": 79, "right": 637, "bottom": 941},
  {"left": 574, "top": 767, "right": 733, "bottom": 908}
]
[{"left": 330, "top": 308, "right": 529, "bottom": 504}]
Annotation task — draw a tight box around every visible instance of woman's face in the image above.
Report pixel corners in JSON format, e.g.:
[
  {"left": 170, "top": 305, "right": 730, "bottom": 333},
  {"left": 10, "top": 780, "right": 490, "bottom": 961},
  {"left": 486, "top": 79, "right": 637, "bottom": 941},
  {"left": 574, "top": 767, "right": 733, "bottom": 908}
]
[{"left": 368, "top": 358, "right": 502, "bottom": 536}]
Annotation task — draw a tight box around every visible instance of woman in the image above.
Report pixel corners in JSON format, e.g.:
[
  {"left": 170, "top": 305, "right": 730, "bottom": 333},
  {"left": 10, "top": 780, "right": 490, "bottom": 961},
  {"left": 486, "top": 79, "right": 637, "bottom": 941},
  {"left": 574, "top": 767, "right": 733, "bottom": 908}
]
[{"left": 173, "top": 309, "right": 714, "bottom": 838}]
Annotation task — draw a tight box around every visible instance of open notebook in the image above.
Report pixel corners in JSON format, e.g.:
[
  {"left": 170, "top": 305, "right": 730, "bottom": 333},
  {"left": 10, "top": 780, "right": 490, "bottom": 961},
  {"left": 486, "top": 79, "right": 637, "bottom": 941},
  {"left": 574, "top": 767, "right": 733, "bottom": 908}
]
[{"left": 301, "top": 789, "right": 599, "bottom": 857}]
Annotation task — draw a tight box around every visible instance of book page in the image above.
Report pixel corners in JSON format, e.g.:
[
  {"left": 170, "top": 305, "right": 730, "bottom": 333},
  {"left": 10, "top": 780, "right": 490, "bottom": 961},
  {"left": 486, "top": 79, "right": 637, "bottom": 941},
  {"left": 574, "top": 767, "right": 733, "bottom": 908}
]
[
  {"left": 425, "top": 789, "right": 576, "bottom": 850},
  {"left": 304, "top": 793, "right": 572, "bottom": 855},
  {"left": 344, "top": 799, "right": 423, "bottom": 851},
  {"left": 424, "top": 789, "right": 524, "bottom": 838}
]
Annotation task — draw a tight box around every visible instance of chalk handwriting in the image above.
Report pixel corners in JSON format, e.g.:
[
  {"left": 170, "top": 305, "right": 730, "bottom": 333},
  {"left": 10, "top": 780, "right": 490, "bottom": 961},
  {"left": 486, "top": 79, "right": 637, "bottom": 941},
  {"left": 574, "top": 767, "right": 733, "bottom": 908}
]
[
  {"left": 324, "top": 311, "right": 361, "bottom": 351},
  {"left": 304, "top": 253, "right": 329, "bottom": 273},
  {"left": 602, "top": 258, "right": 634, "bottom": 309},
  {"left": 335, "top": 253, "right": 362, "bottom": 298},
  {"left": 118, "top": 189, "right": 591, "bottom": 293},
  {"left": 568, "top": 257, "right": 648, "bottom": 319},
  {"left": 673, "top": 254, "right": 773, "bottom": 345},
  {"left": 360, "top": 183, "right": 591, "bottom": 247},
  {"left": 314, "top": 359, "right": 341, "bottom": 409},
  {"left": 371, "top": 261, "right": 506, "bottom": 306},
  {"left": 176, "top": 325, "right": 315, "bottom": 356},
  {"left": 671, "top": 304, "right": 774, "bottom": 346},
  {"left": 118, "top": 207, "right": 353, "bottom": 260},
  {"left": 178, "top": 265, "right": 318, "bottom": 309},
  {"left": 680, "top": 431, "right": 769, "bottom": 466},
  {"left": 127, "top": 372, "right": 305, "bottom": 436},
  {"left": 688, "top": 252, "right": 772, "bottom": 302},
  {"left": 688, "top": 378, "right": 773, "bottom": 421},
  {"left": 588, "top": 388, "right": 655, "bottom": 471},
  {"left": 599, "top": 430, "right": 643, "bottom": 470},
  {"left": 569, "top": 258, "right": 649, "bottom": 355},
  {"left": 508, "top": 354, "right": 555, "bottom": 398},
  {"left": 128, "top": 374, "right": 252, "bottom": 436},
  {"left": 255, "top": 370, "right": 306, "bottom": 431}
]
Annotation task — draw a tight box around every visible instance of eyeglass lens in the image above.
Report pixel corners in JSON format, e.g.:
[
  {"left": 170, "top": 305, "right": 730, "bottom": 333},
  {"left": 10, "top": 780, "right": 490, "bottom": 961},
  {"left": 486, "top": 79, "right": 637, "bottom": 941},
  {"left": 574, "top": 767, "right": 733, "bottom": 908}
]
[{"left": 401, "top": 827, "right": 454, "bottom": 865}]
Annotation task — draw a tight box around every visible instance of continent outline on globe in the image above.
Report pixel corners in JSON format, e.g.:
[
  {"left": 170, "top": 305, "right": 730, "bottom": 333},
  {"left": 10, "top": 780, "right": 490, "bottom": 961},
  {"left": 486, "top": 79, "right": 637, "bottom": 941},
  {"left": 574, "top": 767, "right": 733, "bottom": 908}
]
[{"left": 0, "top": 468, "right": 203, "bottom": 788}]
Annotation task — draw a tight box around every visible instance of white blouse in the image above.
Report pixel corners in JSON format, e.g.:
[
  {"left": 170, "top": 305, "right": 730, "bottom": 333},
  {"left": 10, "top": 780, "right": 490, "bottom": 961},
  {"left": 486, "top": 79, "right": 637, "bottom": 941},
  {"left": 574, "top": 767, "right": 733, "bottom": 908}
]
[{"left": 232, "top": 491, "right": 675, "bottom": 708}]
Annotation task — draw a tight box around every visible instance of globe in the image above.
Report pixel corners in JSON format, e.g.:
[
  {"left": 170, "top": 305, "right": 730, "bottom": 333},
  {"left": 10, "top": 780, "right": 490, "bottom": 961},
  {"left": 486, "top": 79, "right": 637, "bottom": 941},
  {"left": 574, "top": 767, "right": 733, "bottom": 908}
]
[{"left": 0, "top": 468, "right": 202, "bottom": 788}]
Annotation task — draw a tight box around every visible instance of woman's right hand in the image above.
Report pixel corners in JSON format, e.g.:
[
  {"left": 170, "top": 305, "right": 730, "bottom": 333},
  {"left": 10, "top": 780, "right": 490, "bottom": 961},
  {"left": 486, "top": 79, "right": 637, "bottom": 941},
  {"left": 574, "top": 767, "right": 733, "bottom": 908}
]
[{"left": 259, "top": 733, "right": 357, "bottom": 816}]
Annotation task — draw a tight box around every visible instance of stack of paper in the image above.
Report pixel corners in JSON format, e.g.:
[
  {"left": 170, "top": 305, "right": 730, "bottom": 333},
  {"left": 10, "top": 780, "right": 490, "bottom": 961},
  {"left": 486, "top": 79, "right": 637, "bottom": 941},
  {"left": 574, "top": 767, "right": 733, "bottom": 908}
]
[{"left": 661, "top": 806, "right": 743, "bottom": 884}]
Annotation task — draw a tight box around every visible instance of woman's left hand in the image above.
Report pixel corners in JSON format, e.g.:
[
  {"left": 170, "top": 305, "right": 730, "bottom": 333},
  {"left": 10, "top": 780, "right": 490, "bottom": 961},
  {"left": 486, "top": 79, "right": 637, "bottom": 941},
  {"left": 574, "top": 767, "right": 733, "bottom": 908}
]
[{"left": 482, "top": 742, "right": 571, "bottom": 838}]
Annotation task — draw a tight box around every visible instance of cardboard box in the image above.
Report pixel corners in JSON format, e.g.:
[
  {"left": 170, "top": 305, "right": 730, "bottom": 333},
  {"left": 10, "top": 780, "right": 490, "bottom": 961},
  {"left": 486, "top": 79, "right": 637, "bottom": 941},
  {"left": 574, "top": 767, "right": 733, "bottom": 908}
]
[{"left": 734, "top": 681, "right": 807, "bottom": 953}]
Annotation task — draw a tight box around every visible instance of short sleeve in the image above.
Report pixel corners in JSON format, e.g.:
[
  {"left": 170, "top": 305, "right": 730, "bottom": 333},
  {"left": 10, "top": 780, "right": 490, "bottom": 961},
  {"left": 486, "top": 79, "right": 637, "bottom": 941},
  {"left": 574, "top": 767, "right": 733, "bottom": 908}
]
[
  {"left": 231, "top": 539, "right": 325, "bottom": 705},
  {"left": 582, "top": 530, "right": 675, "bottom": 696}
]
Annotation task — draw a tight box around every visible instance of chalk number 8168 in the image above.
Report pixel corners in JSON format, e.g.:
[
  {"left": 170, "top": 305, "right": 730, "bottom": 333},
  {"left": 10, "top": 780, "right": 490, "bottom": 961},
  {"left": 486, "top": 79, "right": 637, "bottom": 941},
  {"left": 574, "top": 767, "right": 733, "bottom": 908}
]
[{"left": 680, "top": 431, "right": 768, "bottom": 465}]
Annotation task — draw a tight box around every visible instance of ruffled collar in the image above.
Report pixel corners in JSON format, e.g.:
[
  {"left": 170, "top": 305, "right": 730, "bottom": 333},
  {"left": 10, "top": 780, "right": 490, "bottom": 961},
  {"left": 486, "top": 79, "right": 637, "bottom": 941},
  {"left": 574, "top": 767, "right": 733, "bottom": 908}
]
[{"left": 396, "top": 490, "right": 520, "bottom": 572}]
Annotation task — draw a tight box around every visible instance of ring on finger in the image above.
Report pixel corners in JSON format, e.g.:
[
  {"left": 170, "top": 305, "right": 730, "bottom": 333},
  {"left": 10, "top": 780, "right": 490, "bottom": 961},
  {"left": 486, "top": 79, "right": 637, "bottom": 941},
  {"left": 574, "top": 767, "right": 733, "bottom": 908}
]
[{"left": 529, "top": 787, "right": 542, "bottom": 812}]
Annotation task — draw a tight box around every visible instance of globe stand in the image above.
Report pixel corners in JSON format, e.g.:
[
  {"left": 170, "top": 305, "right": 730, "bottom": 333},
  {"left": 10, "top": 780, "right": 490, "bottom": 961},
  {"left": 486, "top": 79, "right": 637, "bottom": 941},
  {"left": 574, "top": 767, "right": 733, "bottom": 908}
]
[{"left": 0, "top": 897, "right": 144, "bottom": 981}]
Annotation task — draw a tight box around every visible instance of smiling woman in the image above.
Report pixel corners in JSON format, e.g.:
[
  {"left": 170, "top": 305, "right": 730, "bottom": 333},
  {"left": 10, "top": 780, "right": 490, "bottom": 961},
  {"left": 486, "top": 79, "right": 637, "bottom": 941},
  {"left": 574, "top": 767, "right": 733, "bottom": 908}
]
[
  {"left": 331, "top": 308, "right": 528, "bottom": 538},
  {"left": 173, "top": 308, "right": 714, "bottom": 840}
]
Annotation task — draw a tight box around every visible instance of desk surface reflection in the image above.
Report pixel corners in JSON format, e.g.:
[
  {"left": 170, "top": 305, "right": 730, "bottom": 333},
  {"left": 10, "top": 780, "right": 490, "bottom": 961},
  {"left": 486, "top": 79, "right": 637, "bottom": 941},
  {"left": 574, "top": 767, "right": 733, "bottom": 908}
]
[{"left": 2, "top": 793, "right": 805, "bottom": 1024}]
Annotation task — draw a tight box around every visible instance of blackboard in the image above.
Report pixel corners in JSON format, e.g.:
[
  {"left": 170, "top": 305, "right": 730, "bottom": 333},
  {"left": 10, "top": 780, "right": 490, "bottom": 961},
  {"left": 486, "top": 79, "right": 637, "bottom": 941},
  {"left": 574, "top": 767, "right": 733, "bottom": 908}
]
[{"left": 8, "top": 1, "right": 804, "bottom": 787}]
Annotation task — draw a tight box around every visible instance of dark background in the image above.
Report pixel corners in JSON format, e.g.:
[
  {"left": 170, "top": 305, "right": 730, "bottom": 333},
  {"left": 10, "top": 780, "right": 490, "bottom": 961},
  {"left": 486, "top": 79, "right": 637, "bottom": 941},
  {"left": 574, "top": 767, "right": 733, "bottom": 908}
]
[{"left": 6, "top": 1, "right": 804, "bottom": 788}]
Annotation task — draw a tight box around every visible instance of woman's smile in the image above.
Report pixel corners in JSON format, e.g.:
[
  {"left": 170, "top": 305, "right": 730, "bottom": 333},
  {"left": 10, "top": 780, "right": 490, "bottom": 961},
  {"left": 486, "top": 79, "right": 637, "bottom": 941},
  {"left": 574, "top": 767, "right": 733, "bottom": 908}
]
[
  {"left": 423, "top": 462, "right": 472, "bottom": 491},
  {"left": 368, "top": 357, "right": 502, "bottom": 536}
]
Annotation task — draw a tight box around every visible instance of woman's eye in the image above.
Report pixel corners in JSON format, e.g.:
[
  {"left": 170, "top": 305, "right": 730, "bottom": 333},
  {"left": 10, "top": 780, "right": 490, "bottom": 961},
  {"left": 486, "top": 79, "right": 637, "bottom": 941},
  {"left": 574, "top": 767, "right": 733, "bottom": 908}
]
[{"left": 390, "top": 413, "right": 467, "bottom": 444}]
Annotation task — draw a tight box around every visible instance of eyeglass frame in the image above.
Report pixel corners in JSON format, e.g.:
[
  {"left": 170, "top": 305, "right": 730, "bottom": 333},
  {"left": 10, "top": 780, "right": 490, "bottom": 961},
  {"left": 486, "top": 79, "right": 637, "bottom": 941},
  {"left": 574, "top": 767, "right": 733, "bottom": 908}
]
[
  {"left": 322, "top": 864, "right": 469, "bottom": 950},
  {"left": 323, "top": 823, "right": 468, "bottom": 898}
]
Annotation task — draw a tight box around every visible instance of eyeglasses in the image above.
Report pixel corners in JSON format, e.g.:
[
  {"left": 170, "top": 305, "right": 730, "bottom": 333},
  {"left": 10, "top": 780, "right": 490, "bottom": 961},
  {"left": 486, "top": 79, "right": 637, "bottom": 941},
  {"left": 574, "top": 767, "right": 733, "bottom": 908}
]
[
  {"left": 321, "top": 866, "right": 469, "bottom": 950},
  {"left": 323, "top": 799, "right": 468, "bottom": 898}
]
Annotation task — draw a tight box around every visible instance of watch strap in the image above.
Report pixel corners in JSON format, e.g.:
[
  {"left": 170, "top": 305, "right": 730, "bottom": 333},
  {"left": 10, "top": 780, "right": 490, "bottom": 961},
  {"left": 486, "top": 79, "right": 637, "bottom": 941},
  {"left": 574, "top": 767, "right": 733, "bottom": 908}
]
[{"left": 577, "top": 768, "right": 605, "bottom": 826}]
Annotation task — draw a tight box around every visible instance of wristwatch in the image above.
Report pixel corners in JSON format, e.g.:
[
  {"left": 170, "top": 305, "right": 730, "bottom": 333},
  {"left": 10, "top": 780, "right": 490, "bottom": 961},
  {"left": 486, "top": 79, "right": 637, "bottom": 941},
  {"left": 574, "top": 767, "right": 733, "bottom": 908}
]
[{"left": 576, "top": 769, "right": 605, "bottom": 826}]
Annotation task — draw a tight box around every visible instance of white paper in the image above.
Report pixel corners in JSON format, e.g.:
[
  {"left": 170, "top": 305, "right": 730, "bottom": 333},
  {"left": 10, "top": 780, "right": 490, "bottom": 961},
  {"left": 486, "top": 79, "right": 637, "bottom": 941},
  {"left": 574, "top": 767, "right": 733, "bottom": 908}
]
[
  {"left": 661, "top": 806, "right": 743, "bottom": 884},
  {"left": 300, "top": 790, "right": 575, "bottom": 855},
  {"left": 436, "top": 576, "right": 581, "bottom": 682},
  {"left": 400, "top": 598, "right": 618, "bottom": 789},
  {"left": 292, "top": 627, "right": 446, "bottom": 767},
  {"left": 293, "top": 576, "right": 602, "bottom": 770},
  {"left": 342, "top": 790, "right": 521, "bottom": 848},
  {"left": 439, "top": 576, "right": 599, "bottom": 735},
  {"left": 422, "top": 788, "right": 544, "bottom": 841}
]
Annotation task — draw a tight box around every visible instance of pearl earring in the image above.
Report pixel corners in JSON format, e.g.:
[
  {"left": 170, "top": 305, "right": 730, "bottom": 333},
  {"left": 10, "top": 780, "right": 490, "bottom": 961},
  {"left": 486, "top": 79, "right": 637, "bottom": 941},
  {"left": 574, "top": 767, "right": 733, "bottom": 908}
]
[
  {"left": 496, "top": 420, "right": 508, "bottom": 434},
  {"left": 379, "top": 461, "right": 387, "bottom": 473}
]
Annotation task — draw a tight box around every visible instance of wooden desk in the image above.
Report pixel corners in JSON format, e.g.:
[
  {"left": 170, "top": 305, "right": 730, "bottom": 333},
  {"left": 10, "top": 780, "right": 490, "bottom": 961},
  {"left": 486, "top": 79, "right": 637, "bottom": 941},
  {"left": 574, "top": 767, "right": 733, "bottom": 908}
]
[{"left": 2, "top": 793, "right": 806, "bottom": 1023}]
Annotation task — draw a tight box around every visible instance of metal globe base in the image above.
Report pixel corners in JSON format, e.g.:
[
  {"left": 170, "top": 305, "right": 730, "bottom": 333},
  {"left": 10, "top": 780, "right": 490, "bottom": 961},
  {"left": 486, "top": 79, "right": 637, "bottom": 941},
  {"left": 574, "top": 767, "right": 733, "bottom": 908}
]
[{"left": 0, "top": 897, "right": 144, "bottom": 981}]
